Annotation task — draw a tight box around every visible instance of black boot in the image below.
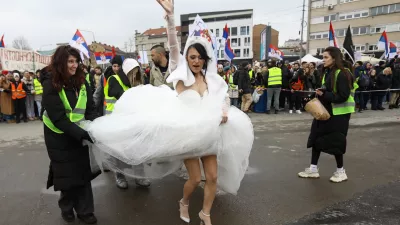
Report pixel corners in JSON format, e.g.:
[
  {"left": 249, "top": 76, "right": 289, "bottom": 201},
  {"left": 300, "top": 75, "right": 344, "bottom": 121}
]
[
  {"left": 389, "top": 105, "right": 394, "bottom": 109},
  {"left": 266, "top": 110, "right": 271, "bottom": 114},
  {"left": 77, "top": 213, "right": 97, "bottom": 224},
  {"left": 61, "top": 211, "right": 75, "bottom": 223},
  {"left": 275, "top": 110, "right": 279, "bottom": 114}
]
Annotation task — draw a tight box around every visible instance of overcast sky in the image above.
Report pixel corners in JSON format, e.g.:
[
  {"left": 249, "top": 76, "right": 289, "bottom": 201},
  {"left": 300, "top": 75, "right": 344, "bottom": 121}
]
[{"left": 1, "top": 0, "right": 306, "bottom": 51}]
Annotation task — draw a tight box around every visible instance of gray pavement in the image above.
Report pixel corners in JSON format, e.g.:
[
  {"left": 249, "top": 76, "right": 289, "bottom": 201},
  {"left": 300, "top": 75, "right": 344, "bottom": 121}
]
[{"left": 1, "top": 109, "right": 400, "bottom": 225}]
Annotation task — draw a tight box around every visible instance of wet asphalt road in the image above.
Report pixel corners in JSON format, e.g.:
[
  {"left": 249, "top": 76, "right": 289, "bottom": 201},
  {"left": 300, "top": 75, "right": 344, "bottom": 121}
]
[{"left": 1, "top": 109, "right": 400, "bottom": 225}]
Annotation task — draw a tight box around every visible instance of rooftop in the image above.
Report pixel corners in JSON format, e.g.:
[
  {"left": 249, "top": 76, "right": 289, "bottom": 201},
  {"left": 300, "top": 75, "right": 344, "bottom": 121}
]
[{"left": 142, "top": 26, "right": 181, "bottom": 36}]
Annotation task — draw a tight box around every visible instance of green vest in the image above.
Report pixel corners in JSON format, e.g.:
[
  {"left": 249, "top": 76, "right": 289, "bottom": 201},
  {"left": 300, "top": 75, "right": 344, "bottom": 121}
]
[
  {"left": 322, "top": 69, "right": 357, "bottom": 115},
  {"left": 248, "top": 70, "right": 254, "bottom": 79},
  {"left": 104, "top": 75, "right": 130, "bottom": 115},
  {"left": 43, "top": 84, "right": 87, "bottom": 134},
  {"left": 268, "top": 67, "right": 282, "bottom": 86},
  {"left": 228, "top": 74, "right": 237, "bottom": 89},
  {"left": 33, "top": 78, "right": 43, "bottom": 95},
  {"left": 86, "top": 74, "right": 91, "bottom": 87}
]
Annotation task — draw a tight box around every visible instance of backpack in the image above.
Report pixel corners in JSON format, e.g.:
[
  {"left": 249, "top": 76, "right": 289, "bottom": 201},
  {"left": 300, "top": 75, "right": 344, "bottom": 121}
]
[
  {"left": 233, "top": 71, "right": 239, "bottom": 85},
  {"left": 358, "top": 72, "right": 370, "bottom": 88}
]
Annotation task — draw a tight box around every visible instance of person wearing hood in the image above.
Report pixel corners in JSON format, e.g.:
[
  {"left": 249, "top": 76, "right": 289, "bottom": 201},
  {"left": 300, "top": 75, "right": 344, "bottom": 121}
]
[
  {"left": 0, "top": 72, "right": 15, "bottom": 123},
  {"left": 389, "top": 58, "right": 400, "bottom": 109},
  {"left": 104, "top": 56, "right": 152, "bottom": 190},
  {"left": 41, "top": 45, "right": 99, "bottom": 224},
  {"left": 11, "top": 71, "right": 29, "bottom": 123}
]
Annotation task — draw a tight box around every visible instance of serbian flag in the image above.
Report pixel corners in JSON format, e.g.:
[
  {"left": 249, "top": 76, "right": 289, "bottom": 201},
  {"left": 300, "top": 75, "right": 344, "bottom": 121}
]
[
  {"left": 269, "top": 44, "right": 284, "bottom": 60},
  {"left": 223, "top": 24, "right": 235, "bottom": 62},
  {"left": 378, "top": 31, "right": 389, "bottom": 57},
  {"left": 69, "top": 29, "right": 90, "bottom": 58},
  {"left": 329, "top": 21, "right": 339, "bottom": 48},
  {"left": 389, "top": 42, "right": 398, "bottom": 59},
  {"left": 0, "top": 35, "right": 4, "bottom": 48},
  {"left": 94, "top": 52, "right": 113, "bottom": 64}
]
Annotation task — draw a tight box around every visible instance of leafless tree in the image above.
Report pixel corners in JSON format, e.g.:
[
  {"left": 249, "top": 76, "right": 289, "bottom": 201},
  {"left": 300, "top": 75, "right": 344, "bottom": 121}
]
[{"left": 12, "top": 36, "right": 32, "bottom": 50}]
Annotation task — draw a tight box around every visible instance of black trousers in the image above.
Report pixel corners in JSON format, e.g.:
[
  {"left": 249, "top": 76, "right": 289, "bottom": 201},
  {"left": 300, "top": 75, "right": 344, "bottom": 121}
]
[
  {"left": 14, "top": 98, "right": 27, "bottom": 122},
  {"left": 289, "top": 92, "right": 301, "bottom": 110},
  {"left": 59, "top": 182, "right": 94, "bottom": 215},
  {"left": 279, "top": 90, "right": 290, "bottom": 109},
  {"left": 311, "top": 147, "right": 344, "bottom": 168}
]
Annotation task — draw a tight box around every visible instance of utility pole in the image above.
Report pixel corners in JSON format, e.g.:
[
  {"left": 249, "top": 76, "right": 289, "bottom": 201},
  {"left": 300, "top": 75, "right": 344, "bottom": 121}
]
[{"left": 300, "top": 0, "right": 306, "bottom": 58}]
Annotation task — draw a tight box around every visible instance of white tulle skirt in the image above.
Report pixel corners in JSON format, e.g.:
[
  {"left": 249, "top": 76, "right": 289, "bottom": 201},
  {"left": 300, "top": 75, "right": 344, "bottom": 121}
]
[{"left": 87, "top": 85, "right": 254, "bottom": 194}]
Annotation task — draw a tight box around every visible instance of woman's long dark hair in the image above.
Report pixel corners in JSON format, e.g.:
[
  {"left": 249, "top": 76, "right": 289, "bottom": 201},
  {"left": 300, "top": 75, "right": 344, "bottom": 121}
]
[
  {"left": 186, "top": 43, "right": 211, "bottom": 75},
  {"left": 323, "top": 47, "right": 354, "bottom": 90},
  {"left": 50, "top": 45, "right": 85, "bottom": 92}
]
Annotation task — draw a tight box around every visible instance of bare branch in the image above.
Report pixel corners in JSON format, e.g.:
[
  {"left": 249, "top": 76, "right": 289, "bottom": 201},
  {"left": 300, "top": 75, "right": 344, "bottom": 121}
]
[{"left": 12, "top": 36, "right": 32, "bottom": 50}]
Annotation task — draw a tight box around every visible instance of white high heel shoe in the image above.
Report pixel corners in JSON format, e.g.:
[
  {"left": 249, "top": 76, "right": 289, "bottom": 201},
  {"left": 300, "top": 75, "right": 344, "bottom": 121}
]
[
  {"left": 199, "top": 210, "right": 212, "bottom": 225},
  {"left": 179, "top": 199, "right": 190, "bottom": 223}
]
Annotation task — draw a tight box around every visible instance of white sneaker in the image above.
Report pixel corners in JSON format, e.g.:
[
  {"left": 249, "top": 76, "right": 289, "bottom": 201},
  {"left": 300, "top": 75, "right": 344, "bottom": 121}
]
[
  {"left": 296, "top": 110, "right": 302, "bottom": 114},
  {"left": 298, "top": 168, "right": 320, "bottom": 178},
  {"left": 330, "top": 170, "right": 348, "bottom": 183},
  {"left": 289, "top": 110, "right": 293, "bottom": 114}
]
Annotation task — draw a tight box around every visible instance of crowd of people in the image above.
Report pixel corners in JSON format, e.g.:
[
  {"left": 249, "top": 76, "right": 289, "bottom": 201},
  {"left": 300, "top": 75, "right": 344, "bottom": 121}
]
[{"left": 214, "top": 55, "right": 400, "bottom": 115}]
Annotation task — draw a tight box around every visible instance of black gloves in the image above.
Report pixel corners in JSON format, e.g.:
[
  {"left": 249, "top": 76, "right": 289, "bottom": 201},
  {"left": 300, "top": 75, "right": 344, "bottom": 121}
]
[{"left": 82, "top": 131, "right": 94, "bottom": 144}]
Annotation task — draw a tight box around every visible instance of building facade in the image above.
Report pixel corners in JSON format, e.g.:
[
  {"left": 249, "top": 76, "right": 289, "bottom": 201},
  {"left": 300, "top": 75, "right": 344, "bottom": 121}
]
[
  {"left": 253, "top": 24, "right": 279, "bottom": 62},
  {"left": 135, "top": 27, "right": 182, "bottom": 63},
  {"left": 283, "top": 38, "right": 301, "bottom": 48},
  {"left": 180, "top": 10, "right": 254, "bottom": 64},
  {"left": 307, "top": 0, "right": 400, "bottom": 57}
]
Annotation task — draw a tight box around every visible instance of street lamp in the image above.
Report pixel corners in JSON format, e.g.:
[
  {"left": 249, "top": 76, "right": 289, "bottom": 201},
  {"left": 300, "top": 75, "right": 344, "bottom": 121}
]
[{"left": 79, "top": 29, "right": 96, "bottom": 42}]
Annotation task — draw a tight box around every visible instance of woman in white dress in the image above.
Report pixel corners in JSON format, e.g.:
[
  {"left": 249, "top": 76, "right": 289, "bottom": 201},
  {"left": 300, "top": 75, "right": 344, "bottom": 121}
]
[{"left": 87, "top": 0, "right": 254, "bottom": 224}]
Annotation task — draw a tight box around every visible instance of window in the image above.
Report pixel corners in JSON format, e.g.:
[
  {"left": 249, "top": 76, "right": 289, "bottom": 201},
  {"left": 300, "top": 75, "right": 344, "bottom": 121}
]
[
  {"left": 244, "top": 37, "right": 251, "bottom": 46},
  {"left": 310, "top": 35, "right": 316, "bottom": 40},
  {"left": 220, "top": 50, "right": 224, "bottom": 58},
  {"left": 231, "top": 27, "right": 238, "bottom": 36},
  {"left": 210, "top": 29, "right": 214, "bottom": 33},
  {"left": 247, "top": 26, "right": 250, "bottom": 35},
  {"left": 354, "top": 13, "right": 360, "bottom": 18},
  {"left": 240, "top": 26, "right": 246, "bottom": 36},
  {"left": 231, "top": 38, "right": 238, "bottom": 47},
  {"left": 368, "top": 45, "right": 378, "bottom": 51},
  {"left": 336, "top": 29, "right": 346, "bottom": 37},
  {"left": 371, "top": 3, "right": 399, "bottom": 16},
  {"left": 370, "top": 25, "right": 385, "bottom": 34},
  {"left": 361, "top": 12, "right": 369, "bottom": 17},
  {"left": 238, "top": 38, "right": 241, "bottom": 47},
  {"left": 339, "top": 15, "right": 346, "bottom": 20},
  {"left": 339, "top": 10, "right": 369, "bottom": 21},
  {"left": 316, "top": 48, "right": 325, "bottom": 54},
  {"left": 316, "top": 34, "right": 322, "bottom": 39},
  {"left": 243, "top": 48, "right": 250, "bottom": 57},
  {"left": 355, "top": 45, "right": 366, "bottom": 52},
  {"left": 323, "top": 33, "right": 329, "bottom": 38},
  {"left": 311, "top": 0, "right": 323, "bottom": 9},
  {"left": 216, "top": 29, "right": 220, "bottom": 37},
  {"left": 340, "top": 0, "right": 356, "bottom": 3},
  {"left": 352, "top": 26, "right": 368, "bottom": 35},
  {"left": 324, "top": 14, "right": 337, "bottom": 22},
  {"left": 346, "top": 14, "right": 353, "bottom": 19},
  {"left": 234, "top": 49, "right": 241, "bottom": 57}
]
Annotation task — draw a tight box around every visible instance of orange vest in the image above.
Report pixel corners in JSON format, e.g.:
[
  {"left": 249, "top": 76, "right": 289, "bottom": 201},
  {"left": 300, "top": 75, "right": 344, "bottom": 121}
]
[
  {"left": 11, "top": 83, "right": 27, "bottom": 100},
  {"left": 291, "top": 76, "right": 304, "bottom": 91}
]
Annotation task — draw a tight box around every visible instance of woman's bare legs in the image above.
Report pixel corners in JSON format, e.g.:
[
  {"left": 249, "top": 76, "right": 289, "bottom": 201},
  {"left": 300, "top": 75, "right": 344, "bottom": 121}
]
[
  {"left": 180, "top": 158, "right": 201, "bottom": 222},
  {"left": 199, "top": 155, "right": 218, "bottom": 225}
]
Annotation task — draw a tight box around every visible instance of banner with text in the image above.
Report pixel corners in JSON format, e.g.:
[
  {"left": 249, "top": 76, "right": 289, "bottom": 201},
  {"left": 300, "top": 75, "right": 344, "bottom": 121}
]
[{"left": 0, "top": 48, "right": 52, "bottom": 72}]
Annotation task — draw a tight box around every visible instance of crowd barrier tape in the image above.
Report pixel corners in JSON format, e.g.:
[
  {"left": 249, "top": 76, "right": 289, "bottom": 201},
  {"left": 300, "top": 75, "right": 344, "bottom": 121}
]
[{"left": 276, "top": 89, "right": 400, "bottom": 94}]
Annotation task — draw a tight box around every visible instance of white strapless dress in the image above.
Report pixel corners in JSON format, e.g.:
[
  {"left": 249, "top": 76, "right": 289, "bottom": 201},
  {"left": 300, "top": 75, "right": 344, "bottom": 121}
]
[{"left": 87, "top": 84, "right": 254, "bottom": 194}]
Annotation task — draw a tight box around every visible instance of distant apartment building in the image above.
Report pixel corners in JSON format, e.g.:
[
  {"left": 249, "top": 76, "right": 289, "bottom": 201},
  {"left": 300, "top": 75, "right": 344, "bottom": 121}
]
[
  {"left": 180, "top": 9, "right": 254, "bottom": 63},
  {"left": 135, "top": 26, "right": 182, "bottom": 63},
  {"left": 307, "top": 0, "right": 400, "bottom": 56},
  {"left": 284, "top": 39, "right": 301, "bottom": 48}
]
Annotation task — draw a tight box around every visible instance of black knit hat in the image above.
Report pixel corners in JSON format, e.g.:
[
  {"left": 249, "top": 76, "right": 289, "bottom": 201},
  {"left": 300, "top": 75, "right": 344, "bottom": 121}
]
[{"left": 110, "top": 55, "right": 123, "bottom": 66}]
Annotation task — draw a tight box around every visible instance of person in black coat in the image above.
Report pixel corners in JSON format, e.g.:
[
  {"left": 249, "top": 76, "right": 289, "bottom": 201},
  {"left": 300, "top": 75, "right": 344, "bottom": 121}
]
[
  {"left": 42, "top": 46, "right": 99, "bottom": 224},
  {"left": 238, "top": 62, "right": 253, "bottom": 112},
  {"left": 278, "top": 62, "right": 292, "bottom": 109},
  {"left": 371, "top": 67, "right": 392, "bottom": 110},
  {"left": 389, "top": 58, "right": 400, "bottom": 109},
  {"left": 298, "top": 47, "right": 355, "bottom": 183},
  {"left": 11, "top": 71, "right": 30, "bottom": 123}
]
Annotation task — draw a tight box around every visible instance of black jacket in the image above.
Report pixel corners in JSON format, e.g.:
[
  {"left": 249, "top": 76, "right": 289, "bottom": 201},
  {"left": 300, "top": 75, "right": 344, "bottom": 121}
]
[
  {"left": 391, "top": 66, "right": 400, "bottom": 89},
  {"left": 375, "top": 73, "right": 392, "bottom": 90},
  {"left": 290, "top": 69, "right": 306, "bottom": 90},
  {"left": 42, "top": 72, "right": 99, "bottom": 191},
  {"left": 238, "top": 68, "right": 252, "bottom": 94},
  {"left": 280, "top": 65, "right": 292, "bottom": 89},
  {"left": 307, "top": 69, "right": 353, "bottom": 155},
  {"left": 107, "top": 69, "right": 131, "bottom": 100},
  {"left": 303, "top": 74, "right": 316, "bottom": 91}
]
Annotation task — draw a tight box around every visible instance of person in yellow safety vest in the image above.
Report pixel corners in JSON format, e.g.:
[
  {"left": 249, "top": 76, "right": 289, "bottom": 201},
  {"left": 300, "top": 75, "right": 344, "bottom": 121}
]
[
  {"left": 264, "top": 60, "right": 283, "bottom": 114},
  {"left": 298, "top": 46, "right": 357, "bottom": 184},
  {"left": 41, "top": 45, "right": 99, "bottom": 224},
  {"left": 223, "top": 66, "right": 239, "bottom": 107},
  {"left": 33, "top": 69, "right": 44, "bottom": 120},
  {"left": 103, "top": 55, "right": 152, "bottom": 190}
]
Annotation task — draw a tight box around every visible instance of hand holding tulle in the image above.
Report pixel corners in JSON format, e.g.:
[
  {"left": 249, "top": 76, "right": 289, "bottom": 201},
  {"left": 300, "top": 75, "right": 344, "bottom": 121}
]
[{"left": 156, "top": 0, "right": 174, "bottom": 15}]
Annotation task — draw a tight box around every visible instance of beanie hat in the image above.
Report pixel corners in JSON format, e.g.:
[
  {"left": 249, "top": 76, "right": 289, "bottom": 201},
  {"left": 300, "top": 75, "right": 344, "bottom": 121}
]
[
  {"left": 223, "top": 66, "right": 231, "bottom": 72},
  {"left": 1, "top": 70, "right": 8, "bottom": 75},
  {"left": 111, "top": 55, "right": 123, "bottom": 66}
]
